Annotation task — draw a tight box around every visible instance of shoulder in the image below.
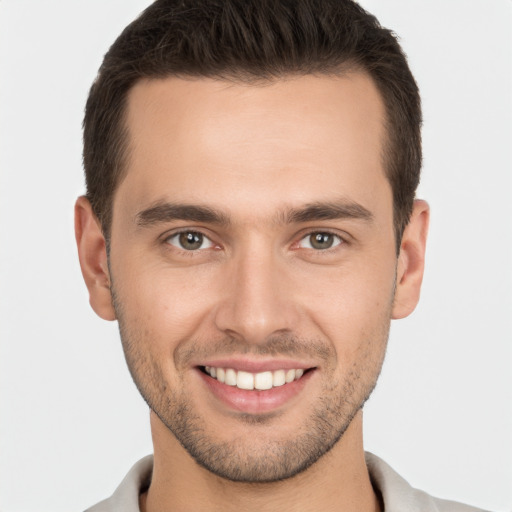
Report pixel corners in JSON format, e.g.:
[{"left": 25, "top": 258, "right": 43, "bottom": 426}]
[
  {"left": 365, "top": 452, "right": 490, "bottom": 512},
  {"left": 84, "top": 455, "right": 153, "bottom": 512}
]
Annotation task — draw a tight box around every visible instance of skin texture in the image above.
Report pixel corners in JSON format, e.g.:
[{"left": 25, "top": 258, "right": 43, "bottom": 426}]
[{"left": 75, "top": 73, "right": 429, "bottom": 512}]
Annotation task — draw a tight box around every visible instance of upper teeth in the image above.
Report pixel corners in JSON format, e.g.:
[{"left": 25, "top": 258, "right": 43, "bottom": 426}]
[{"left": 204, "top": 366, "right": 305, "bottom": 390}]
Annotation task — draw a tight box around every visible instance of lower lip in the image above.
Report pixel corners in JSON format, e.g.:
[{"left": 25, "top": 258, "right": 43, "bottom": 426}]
[{"left": 197, "top": 369, "right": 314, "bottom": 414}]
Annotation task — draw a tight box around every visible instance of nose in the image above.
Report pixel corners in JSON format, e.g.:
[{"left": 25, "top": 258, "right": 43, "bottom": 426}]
[{"left": 213, "top": 243, "right": 299, "bottom": 345}]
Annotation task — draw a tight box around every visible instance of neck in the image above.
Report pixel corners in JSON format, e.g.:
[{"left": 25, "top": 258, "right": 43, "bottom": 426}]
[{"left": 141, "top": 411, "right": 381, "bottom": 512}]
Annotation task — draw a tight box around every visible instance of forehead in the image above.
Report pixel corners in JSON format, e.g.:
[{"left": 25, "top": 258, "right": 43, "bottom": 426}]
[{"left": 116, "top": 73, "right": 389, "bottom": 224}]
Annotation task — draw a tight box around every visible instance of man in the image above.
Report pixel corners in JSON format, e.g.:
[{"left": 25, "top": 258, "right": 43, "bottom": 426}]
[{"left": 74, "top": 1, "right": 487, "bottom": 510}]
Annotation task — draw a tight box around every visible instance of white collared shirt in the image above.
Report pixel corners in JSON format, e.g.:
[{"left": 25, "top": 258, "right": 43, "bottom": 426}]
[{"left": 85, "top": 453, "right": 489, "bottom": 512}]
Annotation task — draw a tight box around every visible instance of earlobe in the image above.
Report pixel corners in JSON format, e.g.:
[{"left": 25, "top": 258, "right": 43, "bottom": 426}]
[
  {"left": 392, "top": 199, "right": 430, "bottom": 320},
  {"left": 74, "top": 196, "right": 116, "bottom": 321}
]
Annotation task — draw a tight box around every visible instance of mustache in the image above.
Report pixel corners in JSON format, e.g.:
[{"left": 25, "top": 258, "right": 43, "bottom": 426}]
[{"left": 175, "top": 334, "right": 334, "bottom": 368}]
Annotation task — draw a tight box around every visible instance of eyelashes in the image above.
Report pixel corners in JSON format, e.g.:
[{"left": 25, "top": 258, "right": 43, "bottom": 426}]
[
  {"left": 166, "top": 231, "right": 216, "bottom": 251},
  {"left": 164, "top": 229, "right": 345, "bottom": 254},
  {"left": 297, "top": 232, "right": 342, "bottom": 250}
]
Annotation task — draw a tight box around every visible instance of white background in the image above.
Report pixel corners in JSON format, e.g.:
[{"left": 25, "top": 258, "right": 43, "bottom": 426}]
[{"left": 0, "top": 1, "right": 511, "bottom": 511}]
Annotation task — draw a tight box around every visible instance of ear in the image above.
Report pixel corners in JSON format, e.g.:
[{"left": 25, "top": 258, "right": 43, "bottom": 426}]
[
  {"left": 392, "top": 199, "right": 430, "bottom": 319},
  {"left": 74, "top": 196, "right": 116, "bottom": 321}
]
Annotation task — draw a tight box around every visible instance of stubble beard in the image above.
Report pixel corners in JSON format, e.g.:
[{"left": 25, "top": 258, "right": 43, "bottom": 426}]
[{"left": 112, "top": 290, "right": 390, "bottom": 483}]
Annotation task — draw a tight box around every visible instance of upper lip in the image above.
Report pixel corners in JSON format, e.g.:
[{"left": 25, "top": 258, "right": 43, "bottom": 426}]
[{"left": 197, "top": 358, "right": 316, "bottom": 373}]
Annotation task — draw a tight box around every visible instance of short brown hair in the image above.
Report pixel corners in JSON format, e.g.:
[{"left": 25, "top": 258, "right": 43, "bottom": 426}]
[{"left": 83, "top": 0, "right": 422, "bottom": 249}]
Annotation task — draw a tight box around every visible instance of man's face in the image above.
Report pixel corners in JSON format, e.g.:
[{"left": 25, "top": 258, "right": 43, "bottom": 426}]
[{"left": 105, "top": 73, "right": 402, "bottom": 481}]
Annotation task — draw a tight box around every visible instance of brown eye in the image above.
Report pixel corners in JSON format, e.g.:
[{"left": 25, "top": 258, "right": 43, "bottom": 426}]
[
  {"left": 167, "top": 231, "right": 214, "bottom": 251},
  {"left": 298, "top": 232, "right": 342, "bottom": 250}
]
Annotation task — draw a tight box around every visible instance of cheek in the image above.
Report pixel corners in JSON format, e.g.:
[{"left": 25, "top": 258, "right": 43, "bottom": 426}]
[
  {"left": 120, "top": 258, "right": 227, "bottom": 336},
  {"left": 293, "top": 255, "right": 396, "bottom": 351},
  {"left": 111, "top": 237, "right": 397, "bottom": 358}
]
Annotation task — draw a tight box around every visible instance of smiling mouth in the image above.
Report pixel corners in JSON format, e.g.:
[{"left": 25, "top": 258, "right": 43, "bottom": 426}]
[{"left": 201, "top": 366, "right": 310, "bottom": 391}]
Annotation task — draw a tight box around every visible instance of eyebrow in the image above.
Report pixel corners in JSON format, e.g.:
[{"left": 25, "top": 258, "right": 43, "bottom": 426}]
[
  {"left": 135, "top": 198, "right": 373, "bottom": 228},
  {"left": 136, "top": 202, "right": 230, "bottom": 227},
  {"left": 284, "top": 200, "right": 374, "bottom": 224}
]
